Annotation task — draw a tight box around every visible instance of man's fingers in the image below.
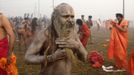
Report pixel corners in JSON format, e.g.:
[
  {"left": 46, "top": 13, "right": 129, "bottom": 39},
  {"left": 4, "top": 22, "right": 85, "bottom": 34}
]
[
  {"left": 59, "top": 45, "right": 73, "bottom": 48},
  {"left": 55, "top": 41, "right": 67, "bottom": 45},
  {"left": 56, "top": 38, "right": 66, "bottom": 42},
  {"left": 60, "top": 50, "right": 67, "bottom": 56}
]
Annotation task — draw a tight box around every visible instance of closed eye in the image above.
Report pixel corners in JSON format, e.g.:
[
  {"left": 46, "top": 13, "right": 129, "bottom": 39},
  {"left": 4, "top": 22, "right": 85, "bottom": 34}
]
[
  {"left": 71, "top": 15, "right": 74, "bottom": 18},
  {"left": 62, "top": 15, "right": 74, "bottom": 18},
  {"left": 62, "top": 15, "right": 70, "bottom": 18}
]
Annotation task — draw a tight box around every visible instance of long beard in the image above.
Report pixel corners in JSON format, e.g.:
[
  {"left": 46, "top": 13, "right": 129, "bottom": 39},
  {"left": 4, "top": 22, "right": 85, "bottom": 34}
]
[{"left": 60, "top": 21, "right": 75, "bottom": 39}]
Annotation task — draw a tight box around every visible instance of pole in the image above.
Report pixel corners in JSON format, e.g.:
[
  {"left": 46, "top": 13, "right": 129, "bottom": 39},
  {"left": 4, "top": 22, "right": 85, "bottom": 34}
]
[
  {"left": 123, "top": 0, "right": 125, "bottom": 17},
  {"left": 38, "top": 0, "right": 40, "bottom": 18},
  {"left": 53, "top": 0, "right": 54, "bottom": 10}
]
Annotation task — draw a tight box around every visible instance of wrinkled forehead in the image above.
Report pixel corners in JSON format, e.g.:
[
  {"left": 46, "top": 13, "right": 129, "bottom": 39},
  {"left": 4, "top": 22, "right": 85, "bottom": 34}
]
[{"left": 56, "top": 3, "right": 74, "bottom": 16}]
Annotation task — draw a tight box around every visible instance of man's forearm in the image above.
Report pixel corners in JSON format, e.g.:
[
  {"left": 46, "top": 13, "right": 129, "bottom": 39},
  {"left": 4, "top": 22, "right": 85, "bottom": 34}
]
[
  {"left": 25, "top": 54, "right": 46, "bottom": 64},
  {"left": 9, "top": 33, "right": 15, "bottom": 52},
  {"left": 78, "top": 45, "right": 88, "bottom": 61},
  {"left": 25, "top": 54, "right": 56, "bottom": 64},
  {"left": 115, "top": 25, "right": 127, "bottom": 32}
]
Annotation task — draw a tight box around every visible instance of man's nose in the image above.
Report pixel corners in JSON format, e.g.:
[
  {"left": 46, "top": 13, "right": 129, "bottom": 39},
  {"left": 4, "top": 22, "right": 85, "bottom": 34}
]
[
  {"left": 67, "top": 17, "right": 73, "bottom": 22},
  {"left": 67, "top": 17, "right": 74, "bottom": 22}
]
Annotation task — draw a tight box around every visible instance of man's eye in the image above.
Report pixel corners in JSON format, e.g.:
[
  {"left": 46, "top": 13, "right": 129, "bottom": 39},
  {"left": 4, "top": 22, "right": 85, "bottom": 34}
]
[
  {"left": 71, "top": 16, "right": 74, "bottom": 18},
  {"left": 62, "top": 15, "right": 74, "bottom": 19},
  {"left": 63, "top": 15, "right": 70, "bottom": 18}
]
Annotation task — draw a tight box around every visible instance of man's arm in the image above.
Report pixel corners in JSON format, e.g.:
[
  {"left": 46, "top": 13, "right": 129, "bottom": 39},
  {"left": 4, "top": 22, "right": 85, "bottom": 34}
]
[
  {"left": 25, "top": 29, "right": 47, "bottom": 64},
  {"left": 75, "top": 27, "right": 88, "bottom": 61},
  {"left": 2, "top": 15, "right": 15, "bottom": 52},
  {"left": 25, "top": 29, "right": 67, "bottom": 64},
  {"left": 111, "top": 20, "right": 128, "bottom": 32},
  {"left": 115, "top": 25, "right": 128, "bottom": 32},
  {"left": 76, "top": 37, "right": 88, "bottom": 61}
]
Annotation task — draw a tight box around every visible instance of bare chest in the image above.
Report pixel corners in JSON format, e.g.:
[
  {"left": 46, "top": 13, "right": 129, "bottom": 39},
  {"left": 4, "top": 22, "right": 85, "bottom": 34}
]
[{"left": 41, "top": 60, "right": 72, "bottom": 75}]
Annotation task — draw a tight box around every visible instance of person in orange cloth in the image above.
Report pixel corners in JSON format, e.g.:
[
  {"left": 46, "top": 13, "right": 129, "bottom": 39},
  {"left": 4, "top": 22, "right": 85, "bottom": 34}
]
[
  {"left": 0, "top": 12, "right": 17, "bottom": 75},
  {"left": 107, "top": 13, "right": 128, "bottom": 71},
  {"left": 76, "top": 19, "right": 90, "bottom": 47},
  {"left": 129, "top": 50, "right": 134, "bottom": 75}
]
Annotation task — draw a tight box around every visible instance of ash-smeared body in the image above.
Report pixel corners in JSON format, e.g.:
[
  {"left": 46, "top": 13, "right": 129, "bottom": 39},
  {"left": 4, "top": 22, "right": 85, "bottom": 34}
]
[{"left": 25, "top": 3, "right": 87, "bottom": 75}]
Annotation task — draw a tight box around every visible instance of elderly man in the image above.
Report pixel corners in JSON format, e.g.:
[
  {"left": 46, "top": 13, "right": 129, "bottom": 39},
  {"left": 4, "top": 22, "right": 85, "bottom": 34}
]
[
  {"left": 25, "top": 3, "right": 88, "bottom": 75},
  {"left": 0, "top": 12, "right": 15, "bottom": 74}
]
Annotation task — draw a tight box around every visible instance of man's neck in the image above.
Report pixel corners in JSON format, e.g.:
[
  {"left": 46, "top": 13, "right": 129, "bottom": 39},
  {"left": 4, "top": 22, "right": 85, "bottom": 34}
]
[{"left": 118, "top": 19, "right": 123, "bottom": 25}]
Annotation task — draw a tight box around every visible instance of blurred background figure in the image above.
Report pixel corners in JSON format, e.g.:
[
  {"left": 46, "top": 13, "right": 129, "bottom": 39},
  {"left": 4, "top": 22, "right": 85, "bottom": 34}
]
[{"left": 76, "top": 19, "right": 90, "bottom": 48}]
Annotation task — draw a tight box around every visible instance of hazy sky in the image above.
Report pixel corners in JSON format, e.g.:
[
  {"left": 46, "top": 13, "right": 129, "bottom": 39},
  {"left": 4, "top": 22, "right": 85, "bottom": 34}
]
[{"left": 0, "top": 0, "right": 134, "bottom": 20}]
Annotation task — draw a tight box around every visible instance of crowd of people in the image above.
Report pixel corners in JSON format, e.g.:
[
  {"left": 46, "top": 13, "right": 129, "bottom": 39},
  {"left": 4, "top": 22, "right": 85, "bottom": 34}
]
[{"left": 0, "top": 3, "right": 134, "bottom": 75}]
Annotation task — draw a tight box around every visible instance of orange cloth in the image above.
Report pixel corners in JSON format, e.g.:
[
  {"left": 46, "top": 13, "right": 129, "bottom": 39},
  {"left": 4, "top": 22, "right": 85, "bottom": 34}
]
[
  {"left": 108, "top": 19, "right": 128, "bottom": 69},
  {"left": 0, "top": 53, "right": 18, "bottom": 75},
  {"left": 129, "top": 50, "right": 134, "bottom": 75},
  {"left": 80, "top": 23, "right": 90, "bottom": 47}
]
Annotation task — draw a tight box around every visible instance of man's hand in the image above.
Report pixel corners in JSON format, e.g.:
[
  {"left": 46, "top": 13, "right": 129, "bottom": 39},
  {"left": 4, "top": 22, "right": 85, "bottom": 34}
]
[
  {"left": 110, "top": 20, "right": 117, "bottom": 26},
  {"left": 7, "top": 53, "right": 12, "bottom": 65},
  {"left": 79, "top": 31, "right": 84, "bottom": 39},
  {"left": 47, "top": 49, "right": 67, "bottom": 62},
  {"left": 55, "top": 38, "right": 80, "bottom": 50}
]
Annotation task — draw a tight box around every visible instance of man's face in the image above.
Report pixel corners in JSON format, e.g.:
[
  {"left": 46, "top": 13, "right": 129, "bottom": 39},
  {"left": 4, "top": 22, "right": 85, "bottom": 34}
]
[
  {"left": 59, "top": 8, "right": 75, "bottom": 29},
  {"left": 53, "top": 3, "right": 75, "bottom": 37},
  {"left": 116, "top": 16, "right": 122, "bottom": 22}
]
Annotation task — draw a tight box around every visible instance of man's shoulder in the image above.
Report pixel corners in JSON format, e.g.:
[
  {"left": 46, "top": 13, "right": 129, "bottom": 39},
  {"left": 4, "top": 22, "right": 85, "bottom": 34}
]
[
  {"left": 120, "top": 19, "right": 128, "bottom": 26},
  {"left": 32, "top": 27, "right": 50, "bottom": 43},
  {"left": 122, "top": 19, "right": 128, "bottom": 24},
  {"left": 123, "top": 19, "right": 128, "bottom": 22},
  {"left": 37, "top": 26, "right": 50, "bottom": 37},
  {"left": 83, "top": 23, "right": 89, "bottom": 27}
]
